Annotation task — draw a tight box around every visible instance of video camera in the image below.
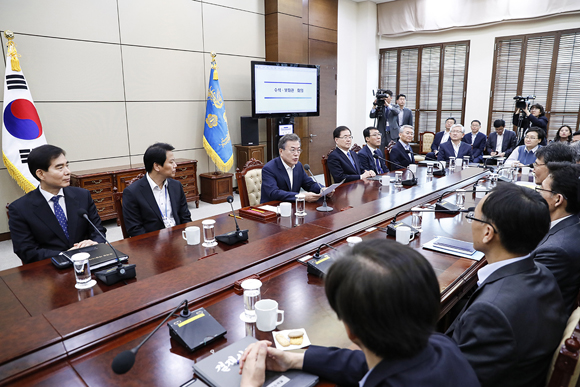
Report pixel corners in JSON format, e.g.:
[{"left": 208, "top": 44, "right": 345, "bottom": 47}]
[
  {"left": 513, "top": 95, "right": 535, "bottom": 110},
  {"left": 373, "top": 89, "right": 390, "bottom": 118}
]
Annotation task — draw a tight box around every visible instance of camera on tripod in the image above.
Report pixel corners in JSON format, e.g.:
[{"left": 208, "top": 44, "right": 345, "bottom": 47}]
[
  {"left": 513, "top": 95, "right": 535, "bottom": 110},
  {"left": 373, "top": 89, "right": 389, "bottom": 118}
]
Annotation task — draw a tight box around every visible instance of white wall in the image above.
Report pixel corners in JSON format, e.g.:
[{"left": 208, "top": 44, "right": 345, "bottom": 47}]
[
  {"left": 338, "top": 1, "right": 580, "bottom": 139},
  {"left": 0, "top": 0, "right": 266, "bottom": 234}
]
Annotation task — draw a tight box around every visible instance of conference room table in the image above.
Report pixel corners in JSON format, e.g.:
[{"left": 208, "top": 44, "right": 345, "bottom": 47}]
[{"left": 0, "top": 165, "right": 490, "bottom": 386}]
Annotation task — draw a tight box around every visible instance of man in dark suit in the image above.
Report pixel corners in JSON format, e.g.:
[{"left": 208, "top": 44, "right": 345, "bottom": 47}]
[
  {"left": 358, "top": 127, "right": 388, "bottom": 174},
  {"left": 391, "top": 94, "right": 413, "bottom": 136},
  {"left": 327, "top": 126, "right": 375, "bottom": 183},
  {"left": 531, "top": 162, "right": 580, "bottom": 316},
  {"left": 239, "top": 240, "right": 479, "bottom": 387},
  {"left": 485, "top": 119, "right": 517, "bottom": 160},
  {"left": 462, "top": 120, "right": 487, "bottom": 163},
  {"left": 437, "top": 124, "right": 472, "bottom": 163},
  {"left": 446, "top": 184, "right": 566, "bottom": 387},
  {"left": 122, "top": 143, "right": 191, "bottom": 237},
  {"left": 389, "top": 125, "right": 416, "bottom": 168},
  {"left": 425, "top": 117, "right": 455, "bottom": 160},
  {"left": 260, "top": 133, "right": 322, "bottom": 203},
  {"left": 369, "top": 89, "right": 401, "bottom": 152},
  {"left": 533, "top": 142, "right": 575, "bottom": 185},
  {"left": 8, "top": 145, "right": 106, "bottom": 264}
]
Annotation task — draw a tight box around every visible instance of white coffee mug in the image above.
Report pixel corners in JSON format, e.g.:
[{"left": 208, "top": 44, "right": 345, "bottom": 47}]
[
  {"left": 381, "top": 176, "right": 389, "bottom": 186},
  {"left": 521, "top": 166, "right": 530, "bottom": 176},
  {"left": 255, "top": 299, "right": 284, "bottom": 332},
  {"left": 396, "top": 225, "right": 415, "bottom": 245},
  {"left": 456, "top": 158, "right": 463, "bottom": 168},
  {"left": 182, "top": 226, "right": 200, "bottom": 245},
  {"left": 278, "top": 202, "right": 292, "bottom": 217},
  {"left": 408, "top": 164, "right": 417, "bottom": 174}
]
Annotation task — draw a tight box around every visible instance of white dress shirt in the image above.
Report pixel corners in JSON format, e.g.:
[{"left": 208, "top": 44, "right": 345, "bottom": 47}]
[
  {"left": 146, "top": 173, "right": 176, "bottom": 228},
  {"left": 495, "top": 133, "right": 504, "bottom": 153},
  {"left": 477, "top": 255, "right": 529, "bottom": 286},
  {"left": 280, "top": 158, "right": 295, "bottom": 190},
  {"left": 452, "top": 141, "right": 461, "bottom": 157},
  {"left": 39, "top": 187, "right": 67, "bottom": 218},
  {"left": 441, "top": 131, "right": 450, "bottom": 145}
]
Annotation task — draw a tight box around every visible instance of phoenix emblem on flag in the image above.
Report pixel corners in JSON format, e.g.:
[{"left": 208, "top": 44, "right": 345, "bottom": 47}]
[
  {"left": 207, "top": 86, "right": 223, "bottom": 109},
  {"left": 206, "top": 114, "right": 218, "bottom": 128},
  {"left": 219, "top": 133, "right": 230, "bottom": 148}
]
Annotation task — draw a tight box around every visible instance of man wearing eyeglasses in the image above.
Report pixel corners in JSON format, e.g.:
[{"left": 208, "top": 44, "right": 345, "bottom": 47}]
[
  {"left": 260, "top": 133, "right": 322, "bottom": 203},
  {"left": 358, "top": 127, "right": 389, "bottom": 174},
  {"left": 437, "top": 124, "right": 472, "bottom": 163},
  {"left": 446, "top": 184, "right": 566, "bottom": 387},
  {"left": 533, "top": 142, "right": 575, "bottom": 185},
  {"left": 531, "top": 162, "right": 580, "bottom": 316},
  {"left": 327, "top": 126, "right": 376, "bottom": 183}
]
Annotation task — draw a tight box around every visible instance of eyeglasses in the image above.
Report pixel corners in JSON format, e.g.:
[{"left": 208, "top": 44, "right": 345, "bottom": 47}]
[
  {"left": 533, "top": 160, "right": 546, "bottom": 167},
  {"left": 524, "top": 136, "right": 538, "bottom": 140},
  {"left": 466, "top": 212, "right": 498, "bottom": 233},
  {"left": 534, "top": 186, "right": 568, "bottom": 200},
  {"left": 286, "top": 147, "right": 302, "bottom": 154},
  {"left": 369, "top": 133, "right": 382, "bottom": 137},
  {"left": 339, "top": 135, "right": 353, "bottom": 140}
]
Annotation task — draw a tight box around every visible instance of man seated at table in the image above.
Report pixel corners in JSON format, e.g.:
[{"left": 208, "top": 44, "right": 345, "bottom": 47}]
[
  {"left": 531, "top": 162, "right": 580, "bottom": 316},
  {"left": 462, "top": 120, "right": 486, "bottom": 163},
  {"left": 505, "top": 127, "right": 543, "bottom": 167},
  {"left": 122, "top": 142, "right": 191, "bottom": 237},
  {"left": 485, "top": 119, "right": 517, "bottom": 162},
  {"left": 357, "top": 126, "right": 388, "bottom": 175},
  {"left": 239, "top": 239, "right": 480, "bottom": 387},
  {"left": 260, "top": 133, "right": 322, "bottom": 203},
  {"left": 8, "top": 144, "right": 106, "bottom": 264},
  {"left": 446, "top": 184, "right": 566, "bottom": 387},
  {"left": 437, "top": 124, "right": 472, "bottom": 163},
  {"left": 389, "top": 125, "right": 416, "bottom": 168},
  {"left": 425, "top": 117, "right": 455, "bottom": 160},
  {"left": 327, "top": 126, "right": 375, "bottom": 183},
  {"left": 533, "top": 142, "right": 575, "bottom": 185}
]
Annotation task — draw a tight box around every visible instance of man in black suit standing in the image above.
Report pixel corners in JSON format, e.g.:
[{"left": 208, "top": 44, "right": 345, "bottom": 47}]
[
  {"left": 8, "top": 145, "right": 106, "bottom": 264},
  {"left": 327, "top": 126, "right": 375, "bottom": 183},
  {"left": 358, "top": 127, "right": 388, "bottom": 175},
  {"left": 389, "top": 125, "right": 416, "bottom": 168},
  {"left": 122, "top": 142, "right": 191, "bottom": 237},
  {"left": 369, "top": 89, "right": 401, "bottom": 152},
  {"left": 485, "top": 119, "right": 517, "bottom": 159},
  {"left": 531, "top": 162, "right": 580, "bottom": 316},
  {"left": 394, "top": 94, "right": 413, "bottom": 128},
  {"left": 446, "top": 184, "right": 566, "bottom": 387}
]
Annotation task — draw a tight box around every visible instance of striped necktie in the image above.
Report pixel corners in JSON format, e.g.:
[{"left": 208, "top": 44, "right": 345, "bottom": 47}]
[{"left": 51, "top": 195, "right": 69, "bottom": 239}]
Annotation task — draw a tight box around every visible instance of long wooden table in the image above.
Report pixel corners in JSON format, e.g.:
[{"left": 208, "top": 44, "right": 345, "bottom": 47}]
[{"left": 0, "top": 166, "right": 489, "bottom": 386}]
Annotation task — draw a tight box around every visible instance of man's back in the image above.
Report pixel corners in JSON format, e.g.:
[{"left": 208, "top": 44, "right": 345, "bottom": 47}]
[{"left": 447, "top": 258, "right": 566, "bottom": 387}]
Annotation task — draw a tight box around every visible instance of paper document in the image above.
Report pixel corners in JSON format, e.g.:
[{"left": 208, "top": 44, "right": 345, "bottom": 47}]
[{"left": 320, "top": 179, "right": 345, "bottom": 196}]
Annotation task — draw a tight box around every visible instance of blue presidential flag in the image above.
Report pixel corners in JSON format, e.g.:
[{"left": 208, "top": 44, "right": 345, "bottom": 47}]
[
  {"left": 2, "top": 31, "right": 47, "bottom": 192},
  {"left": 203, "top": 58, "right": 233, "bottom": 172}
]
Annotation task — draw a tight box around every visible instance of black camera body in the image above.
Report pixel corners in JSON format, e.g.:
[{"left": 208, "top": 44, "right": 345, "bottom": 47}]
[{"left": 513, "top": 95, "right": 535, "bottom": 110}]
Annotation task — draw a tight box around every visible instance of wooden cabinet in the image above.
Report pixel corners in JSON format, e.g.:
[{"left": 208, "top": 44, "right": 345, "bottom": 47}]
[
  {"left": 71, "top": 159, "right": 199, "bottom": 222},
  {"left": 199, "top": 172, "right": 233, "bottom": 204},
  {"left": 235, "top": 144, "right": 266, "bottom": 170}
]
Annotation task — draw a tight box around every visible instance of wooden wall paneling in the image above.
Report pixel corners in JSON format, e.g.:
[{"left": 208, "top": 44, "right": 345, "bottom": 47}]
[
  {"left": 265, "top": 13, "right": 280, "bottom": 61},
  {"left": 266, "top": 0, "right": 303, "bottom": 16},
  {"left": 308, "top": 0, "right": 338, "bottom": 30},
  {"left": 302, "top": 0, "right": 309, "bottom": 24},
  {"left": 309, "top": 25, "right": 338, "bottom": 43}
]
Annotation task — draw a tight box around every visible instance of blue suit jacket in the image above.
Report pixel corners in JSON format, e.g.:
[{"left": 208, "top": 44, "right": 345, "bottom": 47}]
[
  {"left": 389, "top": 141, "right": 415, "bottom": 168},
  {"left": 302, "top": 334, "right": 479, "bottom": 387},
  {"left": 485, "top": 130, "right": 517, "bottom": 157},
  {"left": 437, "top": 141, "right": 472, "bottom": 162},
  {"left": 122, "top": 176, "right": 192, "bottom": 237},
  {"left": 8, "top": 186, "right": 106, "bottom": 264},
  {"left": 462, "top": 132, "right": 487, "bottom": 163},
  {"left": 358, "top": 145, "right": 388, "bottom": 175},
  {"left": 327, "top": 148, "right": 362, "bottom": 183},
  {"left": 260, "top": 158, "right": 321, "bottom": 203},
  {"left": 430, "top": 131, "right": 450, "bottom": 152},
  {"left": 531, "top": 215, "right": 580, "bottom": 316},
  {"left": 446, "top": 258, "right": 566, "bottom": 387}
]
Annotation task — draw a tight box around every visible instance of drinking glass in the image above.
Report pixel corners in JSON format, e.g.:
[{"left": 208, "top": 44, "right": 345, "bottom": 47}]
[
  {"left": 72, "top": 252, "right": 96, "bottom": 289},
  {"left": 295, "top": 194, "right": 306, "bottom": 216},
  {"left": 202, "top": 219, "right": 217, "bottom": 247},
  {"left": 240, "top": 279, "right": 262, "bottom": 322}
]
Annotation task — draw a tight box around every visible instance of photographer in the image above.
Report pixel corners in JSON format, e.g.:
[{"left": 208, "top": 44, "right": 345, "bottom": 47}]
[
  {"left": 513, "top": 102, "right": 548, "bottom": 146},
  {"left": 370, "top": 89, "right": 401, "bottom": 152}
]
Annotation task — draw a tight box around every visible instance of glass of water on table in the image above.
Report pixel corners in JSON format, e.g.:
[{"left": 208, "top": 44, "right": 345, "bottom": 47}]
[{"left": 240, "top": 279, "right": 262, "bottom": 323}]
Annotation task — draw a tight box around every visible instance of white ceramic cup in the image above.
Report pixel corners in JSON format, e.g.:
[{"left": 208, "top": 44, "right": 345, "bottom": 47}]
[
  {"left": 346, "top": 236, "right": 363, "bottom": 246},
  {"left": 408, "top": 164, "right": 417, "bottom": 174},
  {"left": 381, "top": 175, "right": 389, "bottom": 186},
  {"left": 521, "top": 166, "right": 530, "bottom": 176},
  {"left": 255, "top": 299, "right": 284, "bottom": 331},
  {"left": 396, "top": 225, "right": 415, "bottom": 245},
  {"left": 278, "top": 202, "right": 292, "bottom": 217},
  {"left": 182, "top": 226, "right": 200, "bottom": 245},
  {"left": 456, "top": 158, "right": 463, "bottom": 168}
]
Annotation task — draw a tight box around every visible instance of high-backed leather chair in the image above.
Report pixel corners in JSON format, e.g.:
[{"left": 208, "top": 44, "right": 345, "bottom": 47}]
[
  {"left": 235, "top": 158, "right": 264, "bottom": 208},
  {"left": 113, "top": 173, "right": 144, "bottom": 239},
  {"left": 547, "top": 307, "right": 580, "bottom": 387}
]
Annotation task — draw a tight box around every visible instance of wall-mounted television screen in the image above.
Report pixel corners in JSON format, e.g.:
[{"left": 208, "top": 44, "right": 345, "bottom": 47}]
[{"left": 251, "top": 61, "right": 320, "bottom": 118}]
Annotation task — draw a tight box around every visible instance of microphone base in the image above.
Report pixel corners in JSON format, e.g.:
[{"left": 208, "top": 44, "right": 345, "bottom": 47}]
[
  {"left": 316, "top": 205, "right": 333, "bottom": 212},
  {"left": 433, "top": 170, "right": 446, "bottom": 176},
  {"left": 96, "top": 263, "right": 136, "bottom": 286},
  {"left": 216, "top": 230, "right": 249, "bottom": 245},
  {"left": 402, "top": 179, "right": 417, "bottom": 186},
  {"left": 435, "top": 201, "right": 460, "bottom": 214},
  {"left": 386, "top": 221, "right": 420, "bottom": 237}
]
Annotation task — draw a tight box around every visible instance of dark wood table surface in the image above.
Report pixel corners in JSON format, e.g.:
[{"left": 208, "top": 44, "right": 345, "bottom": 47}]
[{"left": 0, "top": 166, "right": 489, "bottom": 386}]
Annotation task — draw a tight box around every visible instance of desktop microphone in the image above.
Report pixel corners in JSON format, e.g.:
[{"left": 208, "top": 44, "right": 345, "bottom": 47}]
[
  {"left": 112, "top": 299, "right": 189, "bottom": 374},
  {"left": 77, "top": 209, "right": 136, "bottom": 285},
  {"left": 215, "top": 196, "right": 249, "bottom": 245},
  {"left": 304, "top": 164, "right": 333, "bottom": 212},
  {"left": 373, "top": 154, "right": 417, "bottom": 186},
  {"left": 385, "top": 206, "right": 475, "bottom": 236},
  {"left": 307, "top": 243, "right": 338, "bottom": 277},
  {"left": 423, "top": 155, "right": 446, "bottom": 176}
]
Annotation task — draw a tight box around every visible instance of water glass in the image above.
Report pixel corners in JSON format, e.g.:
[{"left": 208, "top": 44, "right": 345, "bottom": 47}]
[
  {"left": 455, "top": 189, "right": 466, "bottom": 208},
  {"left": 449, "top": 157, "right": 456, "bottom": 171},
  {"left": 72, "top": 252, "right": 95, "bottom": 290},
  {"left": 202, "top": 219, "right": 217, "bottom": 247},
  {"left": 395, "top": 171, "right": 403, "bottom": 187},
  {"left": 497, "top": 158, "right": 505, "bottom": 168},
  {"left": 240, "top": 279, "right": 262, "bottom": 323},
  {"left": 463, "top": 156, "right": 470, "bottom": 169},
  {"left": 295, "top": 193, "right": 306, "bottom": 216},
  {"left": 411, "top": 207, "right": 423, "bottom": 231},
  {"left": 427, "top": 165, "right": 434, "bottom": 176}
]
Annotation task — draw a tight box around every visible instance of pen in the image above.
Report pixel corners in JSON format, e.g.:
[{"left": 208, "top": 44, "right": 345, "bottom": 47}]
[
  {"left": 229, "top": 214, "right": 243, "bottom": 220},
  {"left": 249, "top": 208, "right": 265, "bottom": 213}
]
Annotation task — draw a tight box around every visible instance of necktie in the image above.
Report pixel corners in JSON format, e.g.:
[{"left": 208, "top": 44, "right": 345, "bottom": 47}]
[
  {"left": 347, "top": 151, "right": 357, "bottom": 170},
  {"left": 374, "top": 150, "right": 383, "bottom": 174},
  {"left": 51, "top": 195, "right": 69, "bottom": 239}
]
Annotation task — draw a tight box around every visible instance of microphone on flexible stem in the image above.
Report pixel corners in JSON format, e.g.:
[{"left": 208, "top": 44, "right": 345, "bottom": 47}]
[
  {"left": 304, "top": 164, "right": 333, "bottom": 212},
  {"left": 307, "top": 243, "right": 338, "bottom": 277},
  {"left": 423, "top": 156, "right": 447, "bottom": 176},
  {"left": 495, "top": 166, "right": 515, "bottom": 183},
  {"left": 77, "top": 209, "right": 136, "bottom": 285},
  {"left": 215, "top": 196, "right": 248, "bottom": 245},
  {"left": 373, "top": 154, "right": 417, "bottom": 186},
  {"left": 112, "top": 299, "right": 189, "bottom": 374},
  {"left": 385, "top": 206, "right": 476, "bottom": 236}
]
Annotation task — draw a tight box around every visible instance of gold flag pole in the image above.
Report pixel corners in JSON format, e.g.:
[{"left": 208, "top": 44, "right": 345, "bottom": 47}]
[{"left": 4, "top": 30, "right": 22, "bottom": 72}]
